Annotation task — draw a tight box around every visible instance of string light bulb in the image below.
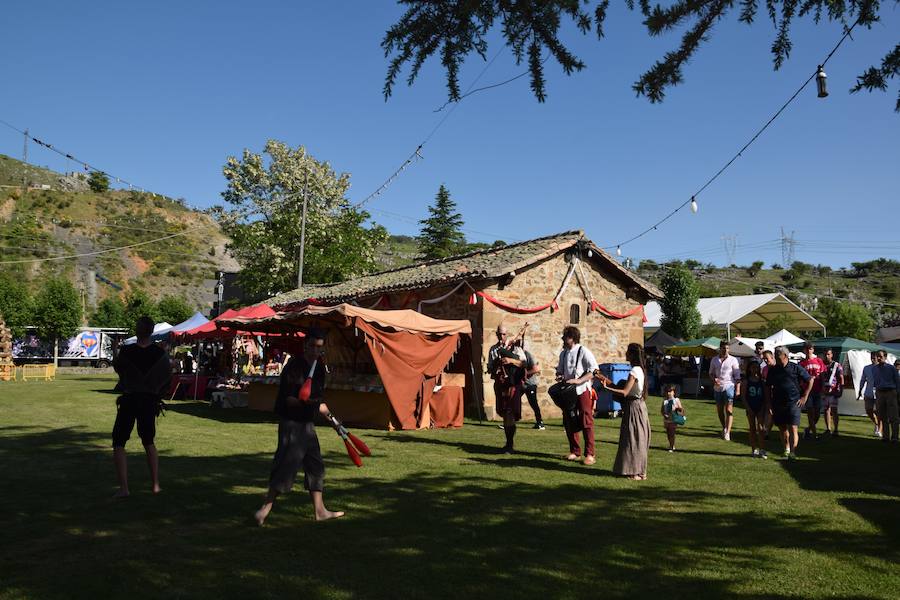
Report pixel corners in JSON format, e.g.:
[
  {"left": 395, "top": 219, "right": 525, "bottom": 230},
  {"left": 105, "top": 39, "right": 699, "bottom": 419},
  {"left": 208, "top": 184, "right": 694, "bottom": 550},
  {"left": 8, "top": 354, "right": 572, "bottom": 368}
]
[
  {"left": 616, "top": 246, "right": 622, "bottom": 257},
  {"left": 816, "top": 65, "right": 828, "bottom": 98},
  {"left": 690, "top": 196, "right": 698, "bottom": 213}
]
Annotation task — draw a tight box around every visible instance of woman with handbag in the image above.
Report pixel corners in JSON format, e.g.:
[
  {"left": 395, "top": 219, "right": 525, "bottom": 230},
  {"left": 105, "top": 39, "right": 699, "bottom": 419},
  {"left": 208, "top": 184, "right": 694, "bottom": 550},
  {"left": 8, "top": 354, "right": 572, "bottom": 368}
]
[{"left": 603, "top": 343, "right": 651, "bottom": 480}]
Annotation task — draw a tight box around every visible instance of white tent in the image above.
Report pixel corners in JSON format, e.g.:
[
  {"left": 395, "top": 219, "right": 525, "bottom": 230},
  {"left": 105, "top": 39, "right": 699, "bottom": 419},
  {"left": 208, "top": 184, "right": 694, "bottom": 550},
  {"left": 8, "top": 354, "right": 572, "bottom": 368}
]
[
  {"left": 727, "top": 336, "right": 770, "bottom": 357},
  {"left": 122, "top": 322, "right": 173, "bottom": 345},
  {"left": 644, "top": 293, "right": 825, "bottom": 339},
  {"left": 765, "top": 329, "right": 805, "bottom": 346}
]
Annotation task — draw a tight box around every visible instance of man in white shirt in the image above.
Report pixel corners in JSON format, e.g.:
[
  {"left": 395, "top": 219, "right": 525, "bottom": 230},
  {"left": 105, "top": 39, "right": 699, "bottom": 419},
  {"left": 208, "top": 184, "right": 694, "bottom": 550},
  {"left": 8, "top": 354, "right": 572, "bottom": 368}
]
[
  {"left": 709, "top": 340, "right": 742, "bottom": 441},
  {"left": 555, "top": 326, "right": 599, "bottom": 464}
]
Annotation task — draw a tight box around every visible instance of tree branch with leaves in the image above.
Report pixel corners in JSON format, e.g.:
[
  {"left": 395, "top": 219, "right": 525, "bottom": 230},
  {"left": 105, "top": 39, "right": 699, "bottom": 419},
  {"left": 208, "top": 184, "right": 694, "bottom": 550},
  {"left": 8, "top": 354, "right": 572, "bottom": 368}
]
[{"left": 383, "top": 0, "right": 898, "bottom": 111}]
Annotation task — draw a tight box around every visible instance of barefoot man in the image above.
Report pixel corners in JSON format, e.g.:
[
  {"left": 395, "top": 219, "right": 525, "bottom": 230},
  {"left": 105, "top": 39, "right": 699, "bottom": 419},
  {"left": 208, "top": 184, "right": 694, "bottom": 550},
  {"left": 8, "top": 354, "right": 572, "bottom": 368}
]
[
  {"left": 112, "top": 316, "right": 172, "bottom": 497},
  {"left": 255, "top": 329, "right": 344, "bottom": 524}
]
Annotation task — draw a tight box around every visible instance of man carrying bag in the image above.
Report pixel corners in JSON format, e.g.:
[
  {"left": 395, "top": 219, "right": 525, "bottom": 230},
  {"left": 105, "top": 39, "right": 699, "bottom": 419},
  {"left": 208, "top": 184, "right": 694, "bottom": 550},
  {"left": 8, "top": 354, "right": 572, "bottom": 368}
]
[{"left": 553, "top": 326, "right": 598, "bottom": 465}]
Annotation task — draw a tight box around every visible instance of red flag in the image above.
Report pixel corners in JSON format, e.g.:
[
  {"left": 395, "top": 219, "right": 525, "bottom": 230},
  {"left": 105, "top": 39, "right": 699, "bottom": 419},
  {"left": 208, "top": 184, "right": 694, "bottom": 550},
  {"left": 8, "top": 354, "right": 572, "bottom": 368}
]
[
  {"left": 348, "top": 432, "right": 371, "bottom": 457},
  {"left": 343, "top": 439, "right": 363, "bottom": 467}
]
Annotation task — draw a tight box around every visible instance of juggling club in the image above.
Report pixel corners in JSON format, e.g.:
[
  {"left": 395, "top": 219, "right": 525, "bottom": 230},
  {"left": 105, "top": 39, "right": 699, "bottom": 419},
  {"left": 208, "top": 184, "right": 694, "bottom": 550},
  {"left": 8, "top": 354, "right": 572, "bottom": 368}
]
[
  {"left": 327, "top": 413, "right": 371, "bottom": 457},
  {"left": 327, "top": 412, "right": 364, "bottom": 467}
]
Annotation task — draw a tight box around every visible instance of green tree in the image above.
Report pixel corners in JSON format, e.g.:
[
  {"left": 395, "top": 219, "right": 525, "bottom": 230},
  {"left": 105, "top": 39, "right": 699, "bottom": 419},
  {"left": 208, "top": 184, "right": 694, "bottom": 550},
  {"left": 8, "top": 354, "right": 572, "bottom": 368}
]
[
  {"left": 383, "top": 2, "right": 898, "bottom": 111},
  {"left": 87, "top": 171, "right": 110, "bottom": 192},
  {"left": 418, "top": 185, "right": 466, "bottom": 260},
  {"left": 215, "top": 140, "right": 388, "bottom": 299},
  {"left": 0, "top": 271, "right": 33, "bottom": 337},
  {"left": 746, "top": 261, "right": 764, "bottom": 278},
  {"left": 699, "top": 318, "right": 722, "bottom": 339},
  {"left": 91, "top": 296, "right": 130, "bottom": 329},
  {"left": 659, "top": 265, "right": 702, "bottom": 340},
  {"left": 157, "top": 295, "right": 194, "bottom": 326},
  {"left": 32, "top": 277, "right": 82, "bottom": 362},
  {"left": 817, "top": 298, "right": 875, "bottom": 340},
  {"left": 124, "top": 290, "right": 159, "bottom": 332}
]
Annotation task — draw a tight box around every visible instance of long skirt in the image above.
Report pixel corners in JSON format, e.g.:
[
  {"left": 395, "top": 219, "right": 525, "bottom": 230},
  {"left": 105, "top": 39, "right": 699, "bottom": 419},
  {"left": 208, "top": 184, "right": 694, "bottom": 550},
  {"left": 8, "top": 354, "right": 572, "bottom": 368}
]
[{"left": 613, "top": 397, "right": 650, "bottom": 476}]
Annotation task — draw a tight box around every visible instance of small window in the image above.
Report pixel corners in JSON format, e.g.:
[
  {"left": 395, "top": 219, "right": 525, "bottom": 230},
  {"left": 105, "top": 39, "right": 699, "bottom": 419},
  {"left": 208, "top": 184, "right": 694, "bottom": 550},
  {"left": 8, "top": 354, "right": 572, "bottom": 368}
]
[{"left": 569, "top": 303, "right": 580, "bottom": 324}]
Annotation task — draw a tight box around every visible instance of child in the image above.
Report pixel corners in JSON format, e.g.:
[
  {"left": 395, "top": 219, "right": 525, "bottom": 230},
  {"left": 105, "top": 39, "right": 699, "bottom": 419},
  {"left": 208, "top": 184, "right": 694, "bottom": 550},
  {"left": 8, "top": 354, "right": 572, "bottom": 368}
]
[
  {"left": 743, "top": 360, "right": 768, "bottom": 459},
  {"left": 660, "top": 385, "right": 684, "bottom": 452}
]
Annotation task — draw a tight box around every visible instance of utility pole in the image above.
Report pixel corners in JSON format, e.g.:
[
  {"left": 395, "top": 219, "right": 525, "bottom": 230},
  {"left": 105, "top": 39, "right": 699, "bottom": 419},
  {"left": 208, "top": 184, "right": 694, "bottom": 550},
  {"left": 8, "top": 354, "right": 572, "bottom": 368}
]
[
  {"left": 297, "top": 171, "right": 309, "bottom": 288},
  {"left": 22, "top": 129, "right": 28, "bottom": 189}
]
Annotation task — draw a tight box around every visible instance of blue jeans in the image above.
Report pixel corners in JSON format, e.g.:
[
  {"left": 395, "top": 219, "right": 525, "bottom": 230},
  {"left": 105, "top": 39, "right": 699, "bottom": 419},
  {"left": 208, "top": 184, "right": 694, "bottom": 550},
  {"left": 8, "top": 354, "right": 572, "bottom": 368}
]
[{"left": 714, "top": 386, "right": 735, "bottom": 405}]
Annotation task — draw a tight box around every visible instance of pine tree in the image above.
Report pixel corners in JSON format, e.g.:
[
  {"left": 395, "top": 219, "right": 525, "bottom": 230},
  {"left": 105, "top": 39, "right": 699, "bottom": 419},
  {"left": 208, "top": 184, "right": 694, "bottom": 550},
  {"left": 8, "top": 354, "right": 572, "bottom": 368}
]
[{"left": 417, "top": 185, "right": 466, "bottom": 260}]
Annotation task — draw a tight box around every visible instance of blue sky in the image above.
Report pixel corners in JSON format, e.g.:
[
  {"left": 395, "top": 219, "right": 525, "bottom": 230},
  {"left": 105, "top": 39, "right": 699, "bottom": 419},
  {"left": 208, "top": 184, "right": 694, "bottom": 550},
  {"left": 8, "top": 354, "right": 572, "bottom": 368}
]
[{"left": 3, "top": 1, "right": 898, "bottom": 268}]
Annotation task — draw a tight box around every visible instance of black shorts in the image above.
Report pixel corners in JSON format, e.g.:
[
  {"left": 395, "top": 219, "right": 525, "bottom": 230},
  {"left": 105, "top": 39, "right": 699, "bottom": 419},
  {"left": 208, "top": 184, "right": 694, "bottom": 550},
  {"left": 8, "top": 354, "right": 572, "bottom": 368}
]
[
  {"left": 268, "top": 420, "right": 325, "bottom": 493},
  {"left": 112, "top": 395, "right": 159, "bottom": 447},
  {"left": 773, "top": 401, "right": 801, "bottom": 427}
]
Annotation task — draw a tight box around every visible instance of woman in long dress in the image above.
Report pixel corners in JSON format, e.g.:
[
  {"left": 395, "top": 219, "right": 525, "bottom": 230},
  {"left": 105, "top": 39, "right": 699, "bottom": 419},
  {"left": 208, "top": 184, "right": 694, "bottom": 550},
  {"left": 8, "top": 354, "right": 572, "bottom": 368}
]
[{"left": 603, "top": 343, "right": 651, "bottom": 480}]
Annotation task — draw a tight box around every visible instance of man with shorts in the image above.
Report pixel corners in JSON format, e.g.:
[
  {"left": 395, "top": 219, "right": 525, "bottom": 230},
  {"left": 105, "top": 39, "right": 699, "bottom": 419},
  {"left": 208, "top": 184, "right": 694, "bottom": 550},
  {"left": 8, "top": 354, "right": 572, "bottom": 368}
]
[
  {"left": 857, "top": 352, "right": 881, "bottom": 437},
  {"left": 821, "top": 348, "right": 844, "bottom": 436},
  {"left": 709, "top": 340, "right": 741, "bottom": 441},
  {"left": 873, "top": 350, "right": 900, "bottom": 444},
  {"left": 800, "top": 343, "right": 826, "bottom": 440},
  {"left": 255, "top": 329, "right": 344, "bottom": 524},
  {"left": 765, "top": 346, "right": 813, "bottom": 460},
  {"left": 112, "top": 316, "right": 172, "bottom": 498}
]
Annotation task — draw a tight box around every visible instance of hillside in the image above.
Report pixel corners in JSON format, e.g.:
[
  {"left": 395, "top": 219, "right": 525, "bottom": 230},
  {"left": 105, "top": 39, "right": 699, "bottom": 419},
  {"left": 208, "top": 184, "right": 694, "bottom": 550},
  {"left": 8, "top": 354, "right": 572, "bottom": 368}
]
[
  {"left": 0, "top": 154, "right": 239, "bottom": 313},
  {"left": 635, "top": 260, "right": 900, "bottom": 328}
]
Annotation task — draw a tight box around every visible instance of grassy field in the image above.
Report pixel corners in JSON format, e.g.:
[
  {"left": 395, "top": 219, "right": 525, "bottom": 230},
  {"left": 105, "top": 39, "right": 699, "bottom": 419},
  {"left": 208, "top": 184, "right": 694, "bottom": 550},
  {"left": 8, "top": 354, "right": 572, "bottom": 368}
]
[{"left": 1, "top": 374, "right": 898, "bottom": 600}]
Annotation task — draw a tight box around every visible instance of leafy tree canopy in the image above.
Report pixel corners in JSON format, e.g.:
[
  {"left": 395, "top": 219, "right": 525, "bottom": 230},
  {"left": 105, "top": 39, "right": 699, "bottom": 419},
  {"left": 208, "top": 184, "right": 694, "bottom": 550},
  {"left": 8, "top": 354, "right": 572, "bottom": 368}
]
[
  {"left": 383, "top": 0, "right": 898, "bottom": 111},
  {"left": 214, "top": 140, "right": 388, "bottom": 299},
  {"left": 817, "top": 297, "right": 875, "bottom": 339},
  {"left": 91, "top": 296, "right": 130, "bottom": 330},
  {"left": 659, "top": 264, "right": 702, "bottom": 339},
  {"left": 88, "top": 171, "right": 110, "bottom": 193},
  {"left": 32, "top": 277, "right": 82, "bottom": 341},
  {"left": 157, "top": 295, "right": 194, "bottom": 326},
  {"left": 124, "top": 290, "right": 159, "bottom": 333},
  {"left": 0, "top": 271, "right": 33, "bottom": 337},
  {"left": 418, "top": 184, "right": 466, "bottom": 260}
]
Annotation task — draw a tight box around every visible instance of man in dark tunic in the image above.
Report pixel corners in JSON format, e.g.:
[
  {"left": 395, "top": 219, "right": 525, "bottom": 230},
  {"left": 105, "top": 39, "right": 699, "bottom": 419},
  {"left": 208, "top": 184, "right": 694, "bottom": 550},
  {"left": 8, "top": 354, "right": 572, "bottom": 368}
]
[
  {"left": 765, "top": 346, "right": 813, "bottom": 460},
  {"left": 254, "top": 329, "right": 344, "bottom": 524},
  {"left": 112, "top": 316, "right": 172, "bottom": 498}
]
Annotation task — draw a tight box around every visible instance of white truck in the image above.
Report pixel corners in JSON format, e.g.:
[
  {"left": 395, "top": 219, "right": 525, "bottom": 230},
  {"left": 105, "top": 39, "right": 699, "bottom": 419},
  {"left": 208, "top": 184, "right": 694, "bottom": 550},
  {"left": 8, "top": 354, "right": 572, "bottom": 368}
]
[{"left": 13, "top": 327, "right": 129, "bottom": 368}]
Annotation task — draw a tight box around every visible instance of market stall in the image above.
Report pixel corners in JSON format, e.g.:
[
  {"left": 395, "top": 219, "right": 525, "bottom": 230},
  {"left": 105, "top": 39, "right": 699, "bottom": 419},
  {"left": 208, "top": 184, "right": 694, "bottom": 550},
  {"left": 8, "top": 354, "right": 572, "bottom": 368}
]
[{"left": 219, "top": 304, "right": 472, "bottom": 430}]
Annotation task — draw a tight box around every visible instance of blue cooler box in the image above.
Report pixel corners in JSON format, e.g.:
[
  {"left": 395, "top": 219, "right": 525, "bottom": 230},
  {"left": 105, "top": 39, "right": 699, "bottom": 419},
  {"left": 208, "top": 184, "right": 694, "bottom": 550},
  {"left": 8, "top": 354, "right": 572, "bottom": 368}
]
[{"left": 594, "top": 363, "right": 631, "bottom": 417}]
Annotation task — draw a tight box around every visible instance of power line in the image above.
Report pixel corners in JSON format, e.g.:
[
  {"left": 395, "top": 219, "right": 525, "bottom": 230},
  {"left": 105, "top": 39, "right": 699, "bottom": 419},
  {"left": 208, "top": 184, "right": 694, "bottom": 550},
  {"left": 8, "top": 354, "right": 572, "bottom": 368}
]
[
  {"left": 353, "top": 49, "right": 506, "bottom": 210},
  {"left": 0, "top": 225, "right": 206, "bottom": 265},
  {"left": 602, "top": 19, "right": 861, "bottom": 254},
  {"left": 0, "top": 117, "right": 168, "bottom": 199}
]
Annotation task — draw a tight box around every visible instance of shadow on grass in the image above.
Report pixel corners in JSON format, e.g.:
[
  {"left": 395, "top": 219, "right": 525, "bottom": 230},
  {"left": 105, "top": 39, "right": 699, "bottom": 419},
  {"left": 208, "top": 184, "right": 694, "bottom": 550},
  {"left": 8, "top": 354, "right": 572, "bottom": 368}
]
[
  {"left": 165, "top": 400, "right": 278, "bottom": 424},
  {"left": 0, "top": 425, "right": 897, "bottom": 600}
]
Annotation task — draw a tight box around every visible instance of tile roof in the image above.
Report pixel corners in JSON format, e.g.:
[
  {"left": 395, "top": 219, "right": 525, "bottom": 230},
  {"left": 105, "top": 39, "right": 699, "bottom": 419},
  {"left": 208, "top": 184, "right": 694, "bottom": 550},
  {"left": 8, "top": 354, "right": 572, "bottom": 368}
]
[{"left": 270, "top": 230, "right": 661, "bottom": 307}]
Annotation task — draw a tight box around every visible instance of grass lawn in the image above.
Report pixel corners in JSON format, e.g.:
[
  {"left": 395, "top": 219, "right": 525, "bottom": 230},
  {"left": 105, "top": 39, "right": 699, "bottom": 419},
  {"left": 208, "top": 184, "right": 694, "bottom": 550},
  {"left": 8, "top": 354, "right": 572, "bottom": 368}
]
[{"left": 1, "top": 375, "right": 898, "bottom": 599}]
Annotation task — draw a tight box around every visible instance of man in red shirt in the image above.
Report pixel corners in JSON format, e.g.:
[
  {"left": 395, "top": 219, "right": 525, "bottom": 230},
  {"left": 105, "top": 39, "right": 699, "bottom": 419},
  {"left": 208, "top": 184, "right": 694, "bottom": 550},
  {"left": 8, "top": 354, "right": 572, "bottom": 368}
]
[{"left": 800, "top": 342, "right": 826, "bottom": 440}]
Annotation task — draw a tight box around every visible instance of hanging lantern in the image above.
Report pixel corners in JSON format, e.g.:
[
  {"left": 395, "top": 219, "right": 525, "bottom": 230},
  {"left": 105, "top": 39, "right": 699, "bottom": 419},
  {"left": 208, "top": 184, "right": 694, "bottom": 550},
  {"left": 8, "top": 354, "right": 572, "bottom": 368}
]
[
  {"left": 690, "top": 196, "right": 698, "bottom": 213},
  {"left": 616, "top": 246, "right": 622, "bottom": 257},
  {"left": 816, "top": 65, "right": 828, "bottom": 98}
]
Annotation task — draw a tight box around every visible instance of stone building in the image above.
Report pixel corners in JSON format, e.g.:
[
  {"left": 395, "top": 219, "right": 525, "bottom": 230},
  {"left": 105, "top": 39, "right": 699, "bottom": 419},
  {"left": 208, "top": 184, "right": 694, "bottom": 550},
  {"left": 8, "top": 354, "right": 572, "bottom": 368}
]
[{"left": 270, "top": 230, "right": 661, "bottom": 420}]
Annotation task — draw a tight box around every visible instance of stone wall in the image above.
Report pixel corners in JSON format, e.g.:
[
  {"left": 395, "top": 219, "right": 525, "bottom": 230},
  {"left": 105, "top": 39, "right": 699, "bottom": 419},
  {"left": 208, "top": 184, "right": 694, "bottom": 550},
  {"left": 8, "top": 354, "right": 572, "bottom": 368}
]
[
  {"left": 478, "top": 253, "right": 645, "bottom": 420},
  {"left": 358, "top": 253, "right": 647, "bottom": 421}
]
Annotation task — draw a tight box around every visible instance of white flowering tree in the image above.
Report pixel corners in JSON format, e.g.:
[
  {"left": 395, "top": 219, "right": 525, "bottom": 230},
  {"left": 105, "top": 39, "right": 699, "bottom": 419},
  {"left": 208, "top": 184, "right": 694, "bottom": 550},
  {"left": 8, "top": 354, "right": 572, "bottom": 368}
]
[{"left": 215, "top": 140, "right": 387, "bottom": 299}]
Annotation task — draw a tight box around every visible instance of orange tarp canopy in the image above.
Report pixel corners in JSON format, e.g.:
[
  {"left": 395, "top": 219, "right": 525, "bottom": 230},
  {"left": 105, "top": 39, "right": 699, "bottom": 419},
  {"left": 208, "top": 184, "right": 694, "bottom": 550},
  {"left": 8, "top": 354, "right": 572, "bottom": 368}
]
[{"left": 219, "top": 304, "right": 471, "bottom": 429}]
